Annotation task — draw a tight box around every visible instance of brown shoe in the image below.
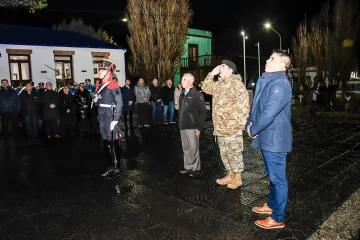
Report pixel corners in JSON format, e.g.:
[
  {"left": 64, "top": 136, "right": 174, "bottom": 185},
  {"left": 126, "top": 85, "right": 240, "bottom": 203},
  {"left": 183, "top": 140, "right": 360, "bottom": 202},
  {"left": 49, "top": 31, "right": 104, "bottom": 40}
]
[
  {"left": 47, "top": 136, "right": 51, "bottom": 140},
  {"left": 216, "top": 170, "right": 233, "bottom": 185},
  {"left": 54, "top": 134, "right": 62, "bottom": 139},
  {"left": 255, "top": 217, "right": 285, "bottom": 229},
  {"left": 252, "top": 203, "right": 273, "bottom": 214},
  {"left": 227, "top": 173, "right": 242, "bottom": 189}
]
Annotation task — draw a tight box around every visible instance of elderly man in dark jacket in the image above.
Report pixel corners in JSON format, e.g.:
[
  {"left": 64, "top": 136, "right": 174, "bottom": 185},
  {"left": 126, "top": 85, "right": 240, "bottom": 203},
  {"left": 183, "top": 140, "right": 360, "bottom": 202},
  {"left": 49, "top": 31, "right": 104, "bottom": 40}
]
[
  {"left": 20, "top": 82, "right": 40, "bottom": 141},
  {"left": 41, "top": 82, "right": 61, "bottom": 139},
  {"left": 246, "top": 50, "right": 292, "bottom": 230},
  {"left": 121, "top": 79, "right": 136, "bottom": 131},
  {"left": 179, "top": 73, "right": 207, "bottom": 178},
  {"left": 0, "top": 79, "right": 20, "bottom": 138}
]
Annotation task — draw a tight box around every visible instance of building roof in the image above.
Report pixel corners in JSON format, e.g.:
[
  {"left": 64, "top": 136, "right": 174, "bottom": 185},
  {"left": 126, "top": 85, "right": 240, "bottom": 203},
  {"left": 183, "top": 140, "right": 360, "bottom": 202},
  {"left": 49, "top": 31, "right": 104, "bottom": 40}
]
[{"left": 0, "top": 24, "right": 125, "bottom": 50}]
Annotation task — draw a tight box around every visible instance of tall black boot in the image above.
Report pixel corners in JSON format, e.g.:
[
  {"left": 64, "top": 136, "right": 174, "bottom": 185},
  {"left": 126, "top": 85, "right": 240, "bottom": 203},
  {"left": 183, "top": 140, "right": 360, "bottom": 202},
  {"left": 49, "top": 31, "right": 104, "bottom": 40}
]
[
  {"left": 101, "top": 140, "right": 115, "bottom": 177},
  {"left": 104, "top": 140, "right": 121, "bottom": 180}
]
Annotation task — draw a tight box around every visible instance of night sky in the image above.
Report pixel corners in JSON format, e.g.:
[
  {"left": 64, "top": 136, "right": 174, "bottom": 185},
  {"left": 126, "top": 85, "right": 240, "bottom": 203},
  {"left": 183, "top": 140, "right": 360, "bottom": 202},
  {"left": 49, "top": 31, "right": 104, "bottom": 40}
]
[{"left": 0, "top": 0, "right": 324, "bottom": 75}]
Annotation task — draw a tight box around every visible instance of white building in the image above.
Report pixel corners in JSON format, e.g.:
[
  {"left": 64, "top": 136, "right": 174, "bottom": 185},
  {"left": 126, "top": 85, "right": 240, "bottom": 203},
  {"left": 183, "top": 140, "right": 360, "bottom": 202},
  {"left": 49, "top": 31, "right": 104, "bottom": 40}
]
[{"left": 0, "top": 24, "right": 127, "bottom": 87}]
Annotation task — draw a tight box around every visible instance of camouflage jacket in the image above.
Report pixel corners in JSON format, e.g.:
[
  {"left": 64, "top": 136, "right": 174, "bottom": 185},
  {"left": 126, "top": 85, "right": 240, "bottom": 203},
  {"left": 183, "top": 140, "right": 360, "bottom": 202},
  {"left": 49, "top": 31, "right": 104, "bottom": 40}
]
[{"left": 202, "top": 73, "right": 250, "bottom": 136}]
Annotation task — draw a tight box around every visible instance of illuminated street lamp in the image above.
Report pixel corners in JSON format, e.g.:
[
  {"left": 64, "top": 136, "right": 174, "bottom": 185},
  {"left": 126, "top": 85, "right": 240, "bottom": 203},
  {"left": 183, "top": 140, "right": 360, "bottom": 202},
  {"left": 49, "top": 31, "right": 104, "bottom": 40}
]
[
  {"left": 100, "top": 18, "right": 128, "bottom": 32},
  {"left": 265, "top": 22, "right": 282, "bottom": 50},
  {"left": 241, "top": 31, "right": 248, "bottom": 88}
]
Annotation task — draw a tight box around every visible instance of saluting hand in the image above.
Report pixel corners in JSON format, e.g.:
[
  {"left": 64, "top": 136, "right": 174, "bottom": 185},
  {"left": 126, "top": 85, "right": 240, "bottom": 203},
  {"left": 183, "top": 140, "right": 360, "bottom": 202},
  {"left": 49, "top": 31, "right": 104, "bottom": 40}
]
[{"left": 211, "top": 65, "right": 220, "bottom": 76}]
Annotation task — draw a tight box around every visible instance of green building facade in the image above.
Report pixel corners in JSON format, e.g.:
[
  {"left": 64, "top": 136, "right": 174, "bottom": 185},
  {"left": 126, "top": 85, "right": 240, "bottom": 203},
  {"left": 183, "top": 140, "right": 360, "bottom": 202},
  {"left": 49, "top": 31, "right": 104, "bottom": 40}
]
[{"left": 174, "top": 28, "right": 213, "bottom": 86}]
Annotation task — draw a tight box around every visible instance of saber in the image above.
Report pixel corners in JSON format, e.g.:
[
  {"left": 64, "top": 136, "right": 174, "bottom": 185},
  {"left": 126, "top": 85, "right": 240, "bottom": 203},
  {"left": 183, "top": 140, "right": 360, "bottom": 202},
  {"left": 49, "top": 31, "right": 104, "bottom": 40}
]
[
  {"left": 44, "top": 64, "right": 79, "bottom": 86},
  {"left": 110, "top": 105, "right": 116, "bottom": 169},
  {"left": 18, "top": 86, "right": 26, "bottom": 95}
]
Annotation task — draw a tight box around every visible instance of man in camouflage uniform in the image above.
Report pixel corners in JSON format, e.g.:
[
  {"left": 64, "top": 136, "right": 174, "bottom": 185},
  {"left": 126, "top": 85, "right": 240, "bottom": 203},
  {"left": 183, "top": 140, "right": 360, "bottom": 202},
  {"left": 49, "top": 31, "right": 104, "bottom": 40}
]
[{"left": 202, "top": 60, "right": 250, "bottom": 189}]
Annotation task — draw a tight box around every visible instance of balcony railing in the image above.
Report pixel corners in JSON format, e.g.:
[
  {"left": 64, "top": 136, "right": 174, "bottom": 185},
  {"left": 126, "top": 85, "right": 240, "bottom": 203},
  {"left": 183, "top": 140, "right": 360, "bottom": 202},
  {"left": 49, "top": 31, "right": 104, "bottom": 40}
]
[{"left": 181, "top": 55, "right": 223, "bottom": 68}]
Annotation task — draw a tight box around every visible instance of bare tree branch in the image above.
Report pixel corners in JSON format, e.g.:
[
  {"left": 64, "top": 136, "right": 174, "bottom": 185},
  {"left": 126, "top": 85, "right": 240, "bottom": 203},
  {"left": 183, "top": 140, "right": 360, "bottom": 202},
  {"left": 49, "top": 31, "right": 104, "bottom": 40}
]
[
  {"left": 293, "top": 0, "right": 360, "bottom": 90},
  {"left": 126, "top": 0, "right": 192, "bottom": 82}
]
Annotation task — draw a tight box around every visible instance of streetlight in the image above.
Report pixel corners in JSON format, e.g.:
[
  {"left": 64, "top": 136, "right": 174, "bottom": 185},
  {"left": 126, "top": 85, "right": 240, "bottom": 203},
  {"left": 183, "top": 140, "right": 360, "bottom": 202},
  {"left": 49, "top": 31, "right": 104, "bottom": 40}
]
[
  {"left": 265, "top": 22, "right": 282, "bottom": 50},
  {"left": 255, "top": 42, "right": 261, "bottom": 77},
  {"left": 241, "top": 31, "right": 248, "bottom": 88},
  {"left": 99, "top": 18, "right": 128, "bottom": 32}
]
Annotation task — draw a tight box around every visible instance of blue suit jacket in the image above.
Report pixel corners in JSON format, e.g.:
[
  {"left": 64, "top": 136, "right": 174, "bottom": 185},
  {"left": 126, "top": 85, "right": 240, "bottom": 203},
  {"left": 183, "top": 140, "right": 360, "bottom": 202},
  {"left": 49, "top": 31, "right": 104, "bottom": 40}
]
[{"left": 246, "top": 71, "right": 292, "bottom": 153}]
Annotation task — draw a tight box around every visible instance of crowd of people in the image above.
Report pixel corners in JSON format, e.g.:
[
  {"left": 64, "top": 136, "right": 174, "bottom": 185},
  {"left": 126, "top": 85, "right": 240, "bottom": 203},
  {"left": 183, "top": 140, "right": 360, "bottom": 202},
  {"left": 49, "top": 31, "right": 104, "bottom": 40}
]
[{"left": 0, "top": 76, "right": 187, "bottom": 142}]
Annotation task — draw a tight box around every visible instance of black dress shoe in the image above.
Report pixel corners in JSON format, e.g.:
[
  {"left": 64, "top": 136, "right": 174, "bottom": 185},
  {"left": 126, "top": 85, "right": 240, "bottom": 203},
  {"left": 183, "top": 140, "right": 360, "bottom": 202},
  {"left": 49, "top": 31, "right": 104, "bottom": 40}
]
[
  {"left": 189, "top": 171, "right": 200, "bottom": 178},
  {"left": 179, "top": 169, "right": 192, "bottom": 175}
]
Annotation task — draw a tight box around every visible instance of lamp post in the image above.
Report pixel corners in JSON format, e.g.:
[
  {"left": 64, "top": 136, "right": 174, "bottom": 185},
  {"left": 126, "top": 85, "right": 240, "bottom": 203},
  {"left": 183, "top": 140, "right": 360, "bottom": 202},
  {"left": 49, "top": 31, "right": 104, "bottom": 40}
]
[
  {"left": 241, "top": 31, "right": 248, "bottom": 88},
  {"left": 99, "top": 18, "right": 128, "bottom": 33},
  {"left": 255, "top": 42, "right": 261, "bottom": 77},
  {"left": 265, "top": 23, "right": 282, "bottom": 50}
]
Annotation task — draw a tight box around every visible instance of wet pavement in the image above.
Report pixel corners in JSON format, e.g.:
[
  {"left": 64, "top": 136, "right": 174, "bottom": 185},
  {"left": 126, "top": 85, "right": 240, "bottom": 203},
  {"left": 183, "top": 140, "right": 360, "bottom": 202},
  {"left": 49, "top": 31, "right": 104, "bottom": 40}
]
[{"left": 1, "top": 116, "right": 360, "bottom": 240}]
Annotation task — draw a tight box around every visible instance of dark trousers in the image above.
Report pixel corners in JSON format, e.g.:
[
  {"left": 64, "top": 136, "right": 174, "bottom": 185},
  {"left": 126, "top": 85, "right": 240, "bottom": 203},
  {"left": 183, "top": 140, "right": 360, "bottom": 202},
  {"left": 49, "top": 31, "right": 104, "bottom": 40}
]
[
  {"left": 60, "top": 116, "right": 74, "bottom": 137},
  {"left": 45, "top": 119, "right": 59, "bottom": 137},
  {"left": 123, "top": 110, "right": 134, "bottom": 130},
  {"left": 24, "top": 115, "right": 38, "bottom": 139},
  {"left": 137, "top": 103, "right": 149, "bottom": 126},
  {"left": 99, "top": 114, "right": 121, "bottom": 141},
  {"left": 0, "top": 113, "right": 18, "bottom": 137},
  {"left": 261, "top": 150, "right": 288, "bottom": 223}
]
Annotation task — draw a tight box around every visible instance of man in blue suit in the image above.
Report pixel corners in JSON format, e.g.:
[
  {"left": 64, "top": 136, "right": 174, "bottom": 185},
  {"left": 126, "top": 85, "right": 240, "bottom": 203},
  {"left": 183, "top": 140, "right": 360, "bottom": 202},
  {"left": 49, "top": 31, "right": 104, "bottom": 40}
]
[{"left": 246, "top": 50, "right": 292, "bottom": 229}]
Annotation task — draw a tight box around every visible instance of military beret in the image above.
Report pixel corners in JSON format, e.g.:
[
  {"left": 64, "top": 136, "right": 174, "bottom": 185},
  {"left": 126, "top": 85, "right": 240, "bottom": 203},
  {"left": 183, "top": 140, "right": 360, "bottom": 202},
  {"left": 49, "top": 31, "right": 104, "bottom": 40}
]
[{"left": 222, "top": 60, "right": 237, "bottom": 72}]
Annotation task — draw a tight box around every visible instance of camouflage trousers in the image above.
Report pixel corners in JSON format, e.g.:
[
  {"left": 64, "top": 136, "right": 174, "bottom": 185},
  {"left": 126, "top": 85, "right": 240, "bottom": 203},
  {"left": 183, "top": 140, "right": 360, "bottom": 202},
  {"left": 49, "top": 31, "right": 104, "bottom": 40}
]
[{"left": 217, "top": 134, "right": 244, "bottom": 173}]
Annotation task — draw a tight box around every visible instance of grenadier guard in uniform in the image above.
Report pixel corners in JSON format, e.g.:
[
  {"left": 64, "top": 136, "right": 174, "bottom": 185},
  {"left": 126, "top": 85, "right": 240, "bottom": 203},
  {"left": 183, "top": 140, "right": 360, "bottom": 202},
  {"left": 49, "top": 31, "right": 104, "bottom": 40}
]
[{"left": 92, "top": 55, "right": 123, "bottom": 179}]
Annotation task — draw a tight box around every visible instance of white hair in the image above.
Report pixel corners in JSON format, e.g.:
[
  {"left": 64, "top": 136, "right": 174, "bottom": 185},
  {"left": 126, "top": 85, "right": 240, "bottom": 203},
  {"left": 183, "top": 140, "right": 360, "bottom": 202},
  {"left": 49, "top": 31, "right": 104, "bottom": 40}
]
[{"left": 183, "top": 73, "right": 195, "bottom": 82}]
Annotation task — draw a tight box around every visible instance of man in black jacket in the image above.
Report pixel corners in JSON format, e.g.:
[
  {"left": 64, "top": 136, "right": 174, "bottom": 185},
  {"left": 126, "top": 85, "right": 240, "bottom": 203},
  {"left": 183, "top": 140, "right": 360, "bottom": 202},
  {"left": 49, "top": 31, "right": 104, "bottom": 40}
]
[
  {"left": 0, "top": 79, "right": 20, "bottom": 138},
  {"left": 162, "top": 79, "right": 175, "bottom": 124},
  {"left": 178, "top": 73, "right": 207, "bottom": 178},
  {"left": 21, "top": 82, "right": 40, "bottom": 141},
  {"left": 41, "top": 82, "right": 61, "bottom": 139}
]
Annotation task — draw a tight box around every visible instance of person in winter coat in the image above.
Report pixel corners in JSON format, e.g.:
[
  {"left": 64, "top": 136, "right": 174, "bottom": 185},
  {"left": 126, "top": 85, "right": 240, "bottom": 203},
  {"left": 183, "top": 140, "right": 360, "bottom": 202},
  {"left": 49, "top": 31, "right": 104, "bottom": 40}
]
[
  {"left": 178, "top": 73, "right": 207, "bottom": 178},
  {"left": 246, "top": 50, "right": 292, "bottom": 229},
  {"left": 58, "top": 86, "right": 76, "bottom": 137},
  {"left": 162, "top": 79, "right": 175, "bottom": 124},
  {"left": 149, "top": 79, "right": 162, "bottom": 124},
  {"left": 121, "top": 79, "right": 136, "bottom": 131},
  {"left": 0, "top": 79, "right": 20, "bottom": 137},
  {"left": 41, "top": 82, "right": 61, "bottom": 139},
  {"left": 74, "top": 83, "right": 92, "bottom": 142},
  {"left": 20, "top": 82, "right": 40, "bottom": 141},
  {"left": 134, "top": 78, "right": 151, "bottom": 127}
]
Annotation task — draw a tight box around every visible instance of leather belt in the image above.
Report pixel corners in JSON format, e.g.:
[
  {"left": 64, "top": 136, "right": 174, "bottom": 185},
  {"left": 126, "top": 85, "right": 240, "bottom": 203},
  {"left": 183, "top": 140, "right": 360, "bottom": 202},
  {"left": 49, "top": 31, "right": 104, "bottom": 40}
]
[{"left": 99, "top": 104, "right": 116, "bottom": 108}]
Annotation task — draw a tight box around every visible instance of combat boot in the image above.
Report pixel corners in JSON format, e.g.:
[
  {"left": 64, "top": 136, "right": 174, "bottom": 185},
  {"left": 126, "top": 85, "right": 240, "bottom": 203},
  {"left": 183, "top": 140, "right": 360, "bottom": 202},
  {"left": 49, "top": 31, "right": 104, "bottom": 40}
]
[
  {"left": 227, "top": 173, "right": 242, "bottom": 189},
  {"left": 216, "top": 170, "right": 234, "bottom": 185}
]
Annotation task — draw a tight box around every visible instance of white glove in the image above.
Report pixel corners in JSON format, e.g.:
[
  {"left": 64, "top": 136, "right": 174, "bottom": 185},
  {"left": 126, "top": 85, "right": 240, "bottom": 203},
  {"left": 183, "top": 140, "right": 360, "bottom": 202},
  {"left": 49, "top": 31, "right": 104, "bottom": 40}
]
[
  {"left": 110, "top": 121, "right": 118, "bottom": 131},
  {"left": 93, "top": 96, "right": 99, "bottom": 103}
]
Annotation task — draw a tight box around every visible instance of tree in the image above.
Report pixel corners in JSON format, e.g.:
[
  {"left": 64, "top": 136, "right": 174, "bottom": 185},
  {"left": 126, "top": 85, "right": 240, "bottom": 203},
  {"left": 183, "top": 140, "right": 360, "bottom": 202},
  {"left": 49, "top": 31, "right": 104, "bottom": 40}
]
[
  {"left": 126, "top": 0, "right": 192, "bottom": 82},
  {"left": 0, "top": 0, "right": 47, "bottom": 12},
  {"left": 53, "top": 18, "right": 117, "bottom": 45},
  {"left": 292, "top": 22, "right": 311, "bottom": 88},
  {"left": 293, "top": 0, "right": 360, "bottom": 91}
]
